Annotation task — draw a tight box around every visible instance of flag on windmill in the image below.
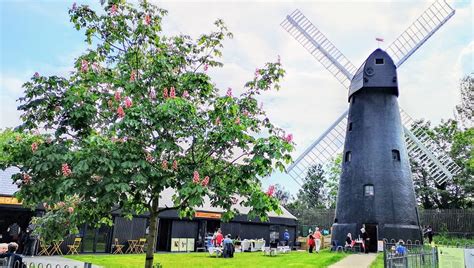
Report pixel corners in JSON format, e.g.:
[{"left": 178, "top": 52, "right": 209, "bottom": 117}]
[{"left": 376, "top": 37, "right": 384, "bottom": 42}]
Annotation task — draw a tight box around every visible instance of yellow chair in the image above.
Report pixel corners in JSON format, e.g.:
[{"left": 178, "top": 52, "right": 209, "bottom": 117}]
[
  {"left": 67, "top": 237, "right": 82, "bottom": 255},
  {"left": 135, "top": 238, "right": 146, "bottom": 254},
  {"left": 112, "top": 238, "right": 124, "bottom": 254},
  {"left": 37, "top": 241, "right": 50, "bottom": 256}
]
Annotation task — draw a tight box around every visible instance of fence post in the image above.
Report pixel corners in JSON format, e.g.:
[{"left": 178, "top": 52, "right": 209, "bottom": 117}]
[{"left": 83, "top": 263, "right": 92, "bottom": 268}]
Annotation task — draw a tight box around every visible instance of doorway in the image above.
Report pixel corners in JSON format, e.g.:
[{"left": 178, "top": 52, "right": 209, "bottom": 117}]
[
  {"left": 81, "top": 225, "right": 111, "bottom": 253},
  {"left": 156, "top": 219, "right": 172, "bottom": 251},
  {"left": 364, "top": 223, "right": 378, "bottom": 252}
]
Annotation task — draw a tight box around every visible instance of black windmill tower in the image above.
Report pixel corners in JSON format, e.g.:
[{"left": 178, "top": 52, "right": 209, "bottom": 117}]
[{"left": 281, "top": 0, "right": 461, "bottom": 249}]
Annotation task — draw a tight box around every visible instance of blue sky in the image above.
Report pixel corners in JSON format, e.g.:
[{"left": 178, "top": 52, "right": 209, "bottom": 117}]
[{"left": 1, "top": 0, "right": 472, "bottom": 195}]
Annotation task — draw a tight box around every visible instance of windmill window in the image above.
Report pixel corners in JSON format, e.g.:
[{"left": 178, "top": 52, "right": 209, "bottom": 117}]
[
  {"left": 392, "top": 149, "right": 400, "bottom": 161},
  {"left": 364, "top": 185, "right": 374, "bottom": 196},
  {"left": 348, "top": 122, "right": 353, "bottom": 131},
  {"left": 345, "top": 151, "right": 352, "bottom": 162},
  {"left": 375, "top": 58, "right": 384, "bottom": 65}
]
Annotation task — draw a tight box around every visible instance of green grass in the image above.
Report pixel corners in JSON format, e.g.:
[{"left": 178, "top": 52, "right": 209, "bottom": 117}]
[
  {"left": 369, "top": 253, "right": 383, "bottom": 268},
  {"left": 433, "top": 235, "right": 474, "bottom": 246},
  {"left": 67, "top": 250, "right": 348, "bottom": 268}
]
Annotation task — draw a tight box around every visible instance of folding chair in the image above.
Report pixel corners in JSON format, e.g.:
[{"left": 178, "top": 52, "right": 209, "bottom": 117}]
[
  {"left": 112, "top": 238, "right": 124, "bottom": 254},
  {"left": 135, "top": 238, "right": 146, "bottom": 253},
  {"left": 38, "top": 241, "right": 50, "bottom": 256},
  {"left": 67, "top": 237, "right": 82, "bottom": 255}
]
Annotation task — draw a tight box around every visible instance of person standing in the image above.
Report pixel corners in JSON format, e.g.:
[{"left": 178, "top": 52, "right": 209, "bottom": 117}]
[
  {"left": 23, "top": 223, "right": 37, "bottom": 257},
  {"left": 283, "top": 229, "right": 290, "bottom": 246},
  {"left": 314, "top": 227, "right": 322, "bottom": 253},
  {"left": 7, "top": 222, "right": 21, "bottom": 243},
  {"left": 215, "top": 228, "right": 224, "bottom": 247},
  {"left": 361, "top": 227, "right": 369, "bottom": 254},
  {"left": 427, "top": 225, "right": 434, "bottom": 244},
  {"left": 307, "top": 234, "right": 315, "bottom": 253}
]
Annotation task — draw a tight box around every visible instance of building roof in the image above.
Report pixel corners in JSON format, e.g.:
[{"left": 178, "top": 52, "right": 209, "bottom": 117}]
[
  {"left": 158, "top": 187, "right": 296, "bottom": 220},
  {"left": 0, "top": 167, "right": 20, "bottom": 196},
  {"left": 0, "top": 168, "right": 296, "bottom": 220}
]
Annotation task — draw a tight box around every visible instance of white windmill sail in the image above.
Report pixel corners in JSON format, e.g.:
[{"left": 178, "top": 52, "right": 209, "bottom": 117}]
[
  {"left": 386, "top": 0, "right": 455, "bottom": 68},
  {"left": 287, "top": 110, "right": 348, "bottom": 181},
  {"left": 400, "top": 109, "right": 462, "bottom": 185},
  {"left": 281, "top": 10, "right": 357, "bottom": 88}
]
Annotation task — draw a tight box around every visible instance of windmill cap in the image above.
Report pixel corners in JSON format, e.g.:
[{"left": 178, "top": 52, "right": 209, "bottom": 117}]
[{"left": 348, "top": 48, "right": 398, "bottom": 101}]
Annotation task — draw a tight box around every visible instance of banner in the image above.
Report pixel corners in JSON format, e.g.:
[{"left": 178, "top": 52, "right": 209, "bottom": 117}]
[{"left": 438, "top": 247, "right": 465, "bottom": 268}]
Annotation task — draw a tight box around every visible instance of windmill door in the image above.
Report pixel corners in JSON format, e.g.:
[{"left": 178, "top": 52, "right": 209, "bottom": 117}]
[{"left": 365, "top": 224, "right": 378, "bottom": 252}]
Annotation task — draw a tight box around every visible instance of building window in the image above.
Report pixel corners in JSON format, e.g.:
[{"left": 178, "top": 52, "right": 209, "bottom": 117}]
[
  {"left": 364, "top": 185, "right": 374, "bottom": 196},
  {"left": 348, "top": 122, "right": 353, "bottom": 131},
  {"left": 345, "top": 151, "right": 352, "bottom": 162},
  {"left": 392, "top": 149, "right": 400, "bottom": 161},
  {"left": 375, "top": 58, "right": 384, "bottom": 65}
]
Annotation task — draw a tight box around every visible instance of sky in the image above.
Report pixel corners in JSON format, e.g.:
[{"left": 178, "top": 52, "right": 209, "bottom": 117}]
[{"left": 0, "top": 0, "right": 472, "bottom": 195}]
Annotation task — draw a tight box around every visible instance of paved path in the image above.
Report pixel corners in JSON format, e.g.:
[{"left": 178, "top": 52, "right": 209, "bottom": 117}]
[
  {"left": 23, "top": 256, "right": 101, "bottom": 268},
  {"left": 329, "top": 253, "right": 377, "bottom": 268}
]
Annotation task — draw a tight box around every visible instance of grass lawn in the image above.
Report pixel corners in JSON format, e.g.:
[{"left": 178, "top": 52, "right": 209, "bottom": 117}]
[
  {"left": 67, "top": 250, "right": 348, "bottom": 268},
  {"left": 369, "top": 253, "right": 383, "bottom": 268}
]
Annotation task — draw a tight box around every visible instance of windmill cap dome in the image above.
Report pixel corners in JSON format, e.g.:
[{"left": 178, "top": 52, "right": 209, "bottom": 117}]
[{"left": 348, "top": 48, "right": 398, "bottom": 100}]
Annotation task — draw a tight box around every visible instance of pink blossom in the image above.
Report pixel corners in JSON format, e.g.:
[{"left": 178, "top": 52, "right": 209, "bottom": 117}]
[
  {"left": 149, "top": 89, "right": 156, "bottom": 99},
  {"left": 81, "top": 59, "right": 89, "bottom": 73},
  {"left": 108, "top": 100, "right": 113, "bottom": 108},
  {"left": 266, "top": 185, "right": 275, "bottom": 197},
  {"left": 114, "top": 91, "right": 121, "bottom": 101},
  {"left": 34, "top": 72, "right": 39, "bottom": 78},
  {"left": 193, "top": 171, "right": 200, "bottom": 184},
  {"left": 23, "top": 173, "right": 31, "bottom": 184},
  {"left": 255, "top": 68, "right": 260, "bottom": 77},
  {"left": 91, "top": 174, "right": 102, "bottom": 182},
  {"left": 43, "top": 203, "right": 49, "bottom": 209},
  {"left": 226, "top": 88, "right": 232, "bottom": 97},
  {"left": 162, "top": 160, "right": 168, "bottom": 169},
  {"left": 110, "top": 4, "right": 118, "bottom": 15},
  {"left": 201, "top": 176, "right": 209, "bottom": 187},
  {"left": 57, "top": 201, "right": 65, "bottom": 208},
  {"left": 204, "top": 63, "right": 208, "bottom": 72},
  {"left": 125, "top": 97, "right": 132, "bottom": 108},
  {"left": 145, "top": 153, "right": 154, "bottom": 163},
  {"left": 61, "top": 163, "right": 72, "bottom": 177},
  {"left": 68, "top": 207, "right": 74, "bottom": 213},
  {"left": 242, "top": 110, "right": 249, "bottom": 117},
  {"left": 235, "top": 117, "right": 241, "bottom": 125},
  {"left": 182, "top": 90, "right": 189, "bottom": 98},
  {"left": 231, "top": 197, "right": 238, "bottom": 205},
  {"left": 215, "top": 117, "right": 221, "bottom": 125},
  {"left": 72, "top": 2, "right": 77, "bottom": 10},
  {"left": 284, "top": 134, "right": 293, "bottom": 143},
  {"left": 163, "top": 87, "right": 169, "bottom": 99},
  {"left": 170, "top": 87, "right": 176, "bottom": 98},
  {"left": 31, "top": 142, "right": 38, "bottom": 153},
  {"left": 144, "top": 14, "right": 151, "bottom": 25},
  {"left": 130, "top": 70, "right": 136, "bottom": 82},
  {"left": 117, "top": 106, "right": 125, "bottom": 118},
  {"left": 172, "top": 160, "right": 178, "bottom": 171},
  {"left": 91, "top": 62, "right": 100, "bottom": 73}
]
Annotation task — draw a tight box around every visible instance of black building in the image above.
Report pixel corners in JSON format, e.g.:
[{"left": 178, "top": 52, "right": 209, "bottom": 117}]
[{"left": 1, "top": 168, "right": 297, "bottom": 253}]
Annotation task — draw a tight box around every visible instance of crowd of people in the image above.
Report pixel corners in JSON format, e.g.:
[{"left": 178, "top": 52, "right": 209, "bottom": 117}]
[{"left": 1, "top": 221, "right": 38, "bottom": 258}]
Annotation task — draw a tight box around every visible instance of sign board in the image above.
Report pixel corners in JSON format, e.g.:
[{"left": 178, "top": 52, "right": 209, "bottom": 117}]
[
  {"left": 438, "top": 247, "right": 465, "bottom": 268},
  {"left": 195, "top": 212, "right": 221, "bottom": 219},
  {"left": 0, "top": 196, "right": 21, "bottom": 205},
  {"left": 377, "top": 240, "right": 384, "bottom": 252},
  {"left": 186, "top": 238, "right": 195, "bottom": 252}
]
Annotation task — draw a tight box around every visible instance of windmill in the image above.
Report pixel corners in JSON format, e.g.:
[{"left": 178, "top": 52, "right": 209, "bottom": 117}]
[{"left": 281, "top": 0, "right": 461, "bottom": 246}]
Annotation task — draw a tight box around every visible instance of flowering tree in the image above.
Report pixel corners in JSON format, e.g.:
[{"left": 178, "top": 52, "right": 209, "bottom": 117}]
[{"left": 0, "top": 1, "right": 293, "bottom": 267}]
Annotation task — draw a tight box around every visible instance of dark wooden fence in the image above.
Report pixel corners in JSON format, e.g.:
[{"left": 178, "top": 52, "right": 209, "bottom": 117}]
[{"left": 294, "top": 209, "right": 473, "bottom": 237}]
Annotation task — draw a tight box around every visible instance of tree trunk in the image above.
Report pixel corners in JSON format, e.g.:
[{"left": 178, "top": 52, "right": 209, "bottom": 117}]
[{"left": 145, "top": 197, "right": 159, "bottom": 268}]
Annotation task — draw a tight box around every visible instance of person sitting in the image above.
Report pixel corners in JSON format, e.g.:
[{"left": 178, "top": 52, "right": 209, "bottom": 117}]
[
  {"left": 0, "top": 243, "right": 8, "bottom": 257},
  {"left": 222, "top": 235, "right": 234, "bottom": 258},
  {"left": 395, "top": 240, "right": 407, "bottom": 256},
  {"left": 344, "top": 233, "right": 353, "bottom": 250}
]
